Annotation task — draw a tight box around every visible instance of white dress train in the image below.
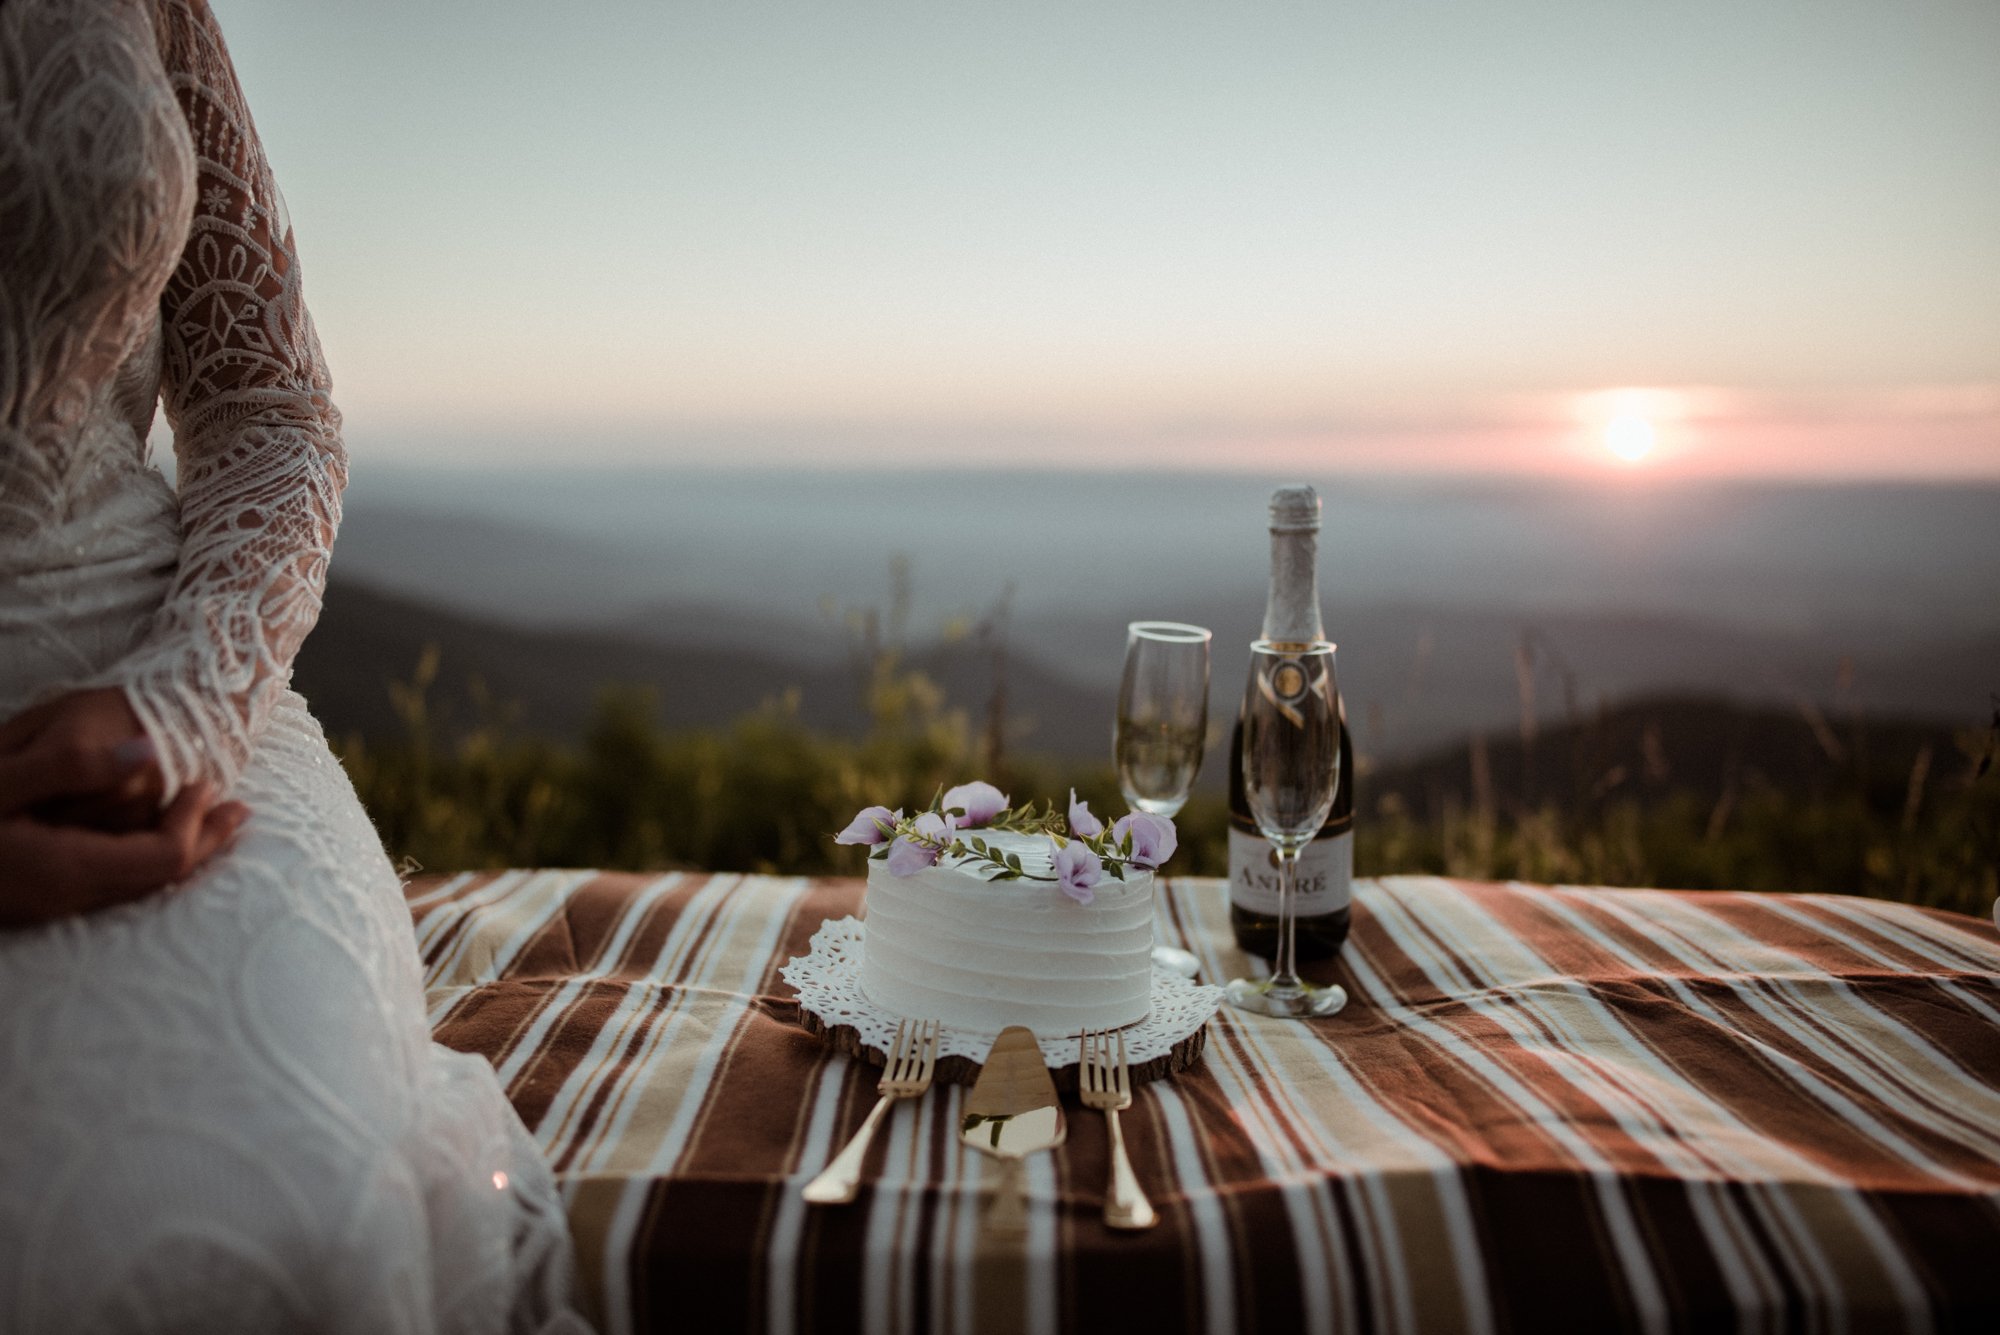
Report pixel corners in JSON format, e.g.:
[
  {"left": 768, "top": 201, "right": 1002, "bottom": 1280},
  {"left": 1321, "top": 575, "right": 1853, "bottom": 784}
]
[{"left": 0, "top": 1, "right": 586, "bottom": 1330}]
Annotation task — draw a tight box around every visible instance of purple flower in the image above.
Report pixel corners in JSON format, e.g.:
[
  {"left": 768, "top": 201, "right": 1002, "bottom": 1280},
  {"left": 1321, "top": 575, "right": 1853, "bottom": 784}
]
[
  {"left": 884, "top": 837, "right": 937, "bottom": 877},
  {"left": 1067, "top": 788, "right": 1103, "bottom": 839},
  {"left": 942, "top": 781, "right": 1008, "bottom": 827},
  {"left": 835, "top": 805, "right": 901, "bottom": 846},
  {"left": 884, "top": 811, "right": 956, "bottom": 877},
  {"left": 1111, "top": 811, "right": 1179, "bottom": 870},
  {"left": 1053, "top": 840, "right": 1104, "bottom": 904}
]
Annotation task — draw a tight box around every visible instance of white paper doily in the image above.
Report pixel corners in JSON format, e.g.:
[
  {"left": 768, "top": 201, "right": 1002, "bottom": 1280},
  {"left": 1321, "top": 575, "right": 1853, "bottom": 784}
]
[{"left": 781, "top": 915, "right": 1224, "bottom": 1072}]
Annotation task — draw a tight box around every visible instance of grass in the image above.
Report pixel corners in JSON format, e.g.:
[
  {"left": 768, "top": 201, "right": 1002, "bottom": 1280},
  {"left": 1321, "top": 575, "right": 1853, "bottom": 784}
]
[{"left": 328, "top": 644, "right": 2000, "bottom": 920}]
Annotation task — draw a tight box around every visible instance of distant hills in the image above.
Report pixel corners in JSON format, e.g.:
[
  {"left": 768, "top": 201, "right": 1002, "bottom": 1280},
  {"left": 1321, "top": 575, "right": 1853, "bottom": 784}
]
[
  {"left": 294, "top": 576, "right": 1995, "bottom": 801},
  {"left": 295, "top": 472, "right": 1999, "bottom": 849},
  {"left": 325, "top": 479, "right": 2000, "bottom": 762},
  {"left": 335, "top": 471, "right": 2000, "bottom": 648},
  {"left": 1364, "top": 693, "right": 1985, "bottom": 819},
  {"left": 293, "top": 578, "right": 1112, "bottom": 755},
  {"left": 1015, "top": 596, "right": 2000, "bottom": 759}
]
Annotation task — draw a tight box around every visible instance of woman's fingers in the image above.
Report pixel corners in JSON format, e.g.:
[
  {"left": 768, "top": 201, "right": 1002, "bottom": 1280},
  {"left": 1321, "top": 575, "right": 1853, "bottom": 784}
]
[
  {"left": 0, "top": 818, "right": 192, "bottom": 928},
  {"left": 159, "top": 787, "right": 249, "bottom": 875},
  {"left": 148, "top": 781, "right": 215, "bottom": 878},
  {"left": 64, "top": 786, "right": 247, "bottom": 910},
  {"left": 0, "top": 735, "right": 158, "bottom": 816},
  {"left": 0, "top": 690, "right": 164, "bottom": 825},
  {"left": 190, "top": 801, "right": 252, "bottom": 870},
  {"left": 0, "top": 781, "right": 251, "bottom": 927}
]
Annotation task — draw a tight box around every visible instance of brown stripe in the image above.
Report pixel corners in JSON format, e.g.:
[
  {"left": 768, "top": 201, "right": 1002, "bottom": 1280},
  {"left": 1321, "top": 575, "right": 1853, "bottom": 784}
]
[{"left": 403, "top": 870, "right": 2000, "bottom": 1334}]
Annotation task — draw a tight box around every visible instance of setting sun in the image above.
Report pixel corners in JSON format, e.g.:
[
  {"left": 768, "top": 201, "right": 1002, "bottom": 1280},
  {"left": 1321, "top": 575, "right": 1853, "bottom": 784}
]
[
  {"left": 1604, "top": 413, "right": 1657, "bottom": 463},
  {"left": 1570, "top": 386, "right": 1695, "bottom": 470}
]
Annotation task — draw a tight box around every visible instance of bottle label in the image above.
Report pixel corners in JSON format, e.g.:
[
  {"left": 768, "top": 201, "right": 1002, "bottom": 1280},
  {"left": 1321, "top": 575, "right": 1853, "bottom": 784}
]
[{"left": 1228, "top": 827, "right": 1353, "bottom": 917}]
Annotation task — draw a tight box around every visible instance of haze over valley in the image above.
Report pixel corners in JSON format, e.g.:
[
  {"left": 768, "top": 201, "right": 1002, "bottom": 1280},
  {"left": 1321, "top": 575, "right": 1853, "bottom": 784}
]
[{"left": 299, "top": 467, "right": 2000, "bottom": 768}]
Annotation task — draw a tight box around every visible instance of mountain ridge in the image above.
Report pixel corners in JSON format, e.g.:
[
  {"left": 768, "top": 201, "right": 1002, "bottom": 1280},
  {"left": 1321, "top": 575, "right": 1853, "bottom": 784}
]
[{"left": 295, "top": 577, "right": 1995, "bottom": 776}]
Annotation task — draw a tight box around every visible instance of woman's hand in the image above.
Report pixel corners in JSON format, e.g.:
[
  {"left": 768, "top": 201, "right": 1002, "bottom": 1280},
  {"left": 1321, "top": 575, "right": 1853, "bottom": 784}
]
[
  {"left": 0, "top": 688, "right": 166, "bottom": 831},
  {"left": 0, "top": 778, "right": 248, "bottom": 928},
  {"left": 0, "top": 690, "right": 249, "bottom": 927}
]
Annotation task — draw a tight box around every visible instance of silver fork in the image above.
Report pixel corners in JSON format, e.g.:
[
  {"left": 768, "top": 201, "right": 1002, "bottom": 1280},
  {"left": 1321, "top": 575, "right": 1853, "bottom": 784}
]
[
  {"left": 803, "top": 1017, "right": 940, "bottom": 1204},
  {"left": 1079, "top": 1027, "right": 1157, "bottom": 1230}
]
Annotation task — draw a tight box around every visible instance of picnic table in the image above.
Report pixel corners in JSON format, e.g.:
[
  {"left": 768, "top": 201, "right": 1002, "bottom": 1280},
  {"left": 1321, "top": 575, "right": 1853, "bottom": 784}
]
[{"left": 406, "top": 872, "right": 2000, "bottom": 1334}]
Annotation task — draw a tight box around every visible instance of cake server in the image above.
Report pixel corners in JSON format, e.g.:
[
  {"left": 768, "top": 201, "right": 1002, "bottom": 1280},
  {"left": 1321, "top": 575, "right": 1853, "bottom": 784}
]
[
  {"left": 803, "top": 1016, "right": 939, "bottom": 1205},
  {"left": 1080, "top": 1027, "right": 1158, "bottom": 1229},
  {"left": 960, "top": 1025, "right": 1065, "bottom": 1236}
]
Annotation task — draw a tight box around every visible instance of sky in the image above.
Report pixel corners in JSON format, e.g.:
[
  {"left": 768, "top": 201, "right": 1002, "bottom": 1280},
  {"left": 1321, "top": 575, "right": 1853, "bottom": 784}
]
[{"left": 211, "top": 0, "right": 2000, "bottom": 477}]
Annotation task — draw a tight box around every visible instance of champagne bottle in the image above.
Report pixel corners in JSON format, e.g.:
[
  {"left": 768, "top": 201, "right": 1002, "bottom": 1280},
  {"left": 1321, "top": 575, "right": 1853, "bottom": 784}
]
[{"left": 1229, "top": 484, "right": 1354, "bottom": 961}]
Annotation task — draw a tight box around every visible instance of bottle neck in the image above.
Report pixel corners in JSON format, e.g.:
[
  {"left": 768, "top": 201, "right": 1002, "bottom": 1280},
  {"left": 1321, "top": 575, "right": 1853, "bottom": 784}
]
[{"left": 1261, "top": 524, "right": 1324, "bottom": 644}]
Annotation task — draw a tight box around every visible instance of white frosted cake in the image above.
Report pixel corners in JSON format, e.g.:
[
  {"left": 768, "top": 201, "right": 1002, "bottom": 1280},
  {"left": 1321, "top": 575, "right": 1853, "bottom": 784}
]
[{"left": 858, "top": 830, "right": 1155, "bottom": 1037}]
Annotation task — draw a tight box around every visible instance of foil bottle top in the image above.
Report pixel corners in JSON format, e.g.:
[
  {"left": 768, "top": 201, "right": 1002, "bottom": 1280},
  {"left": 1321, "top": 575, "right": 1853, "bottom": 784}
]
[
  {"left": 1269, "top": 484, "right": 1321, "bottom": 533},
  {"left": 1262, "top": 484, "right": 1323, "bottom": 643}
]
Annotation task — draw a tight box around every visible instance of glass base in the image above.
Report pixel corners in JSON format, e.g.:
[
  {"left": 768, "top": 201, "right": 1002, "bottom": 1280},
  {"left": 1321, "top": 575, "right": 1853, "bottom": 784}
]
[
  {"left": 1224, "top": 975, "right": 1348, "bottom": 1018},
  {"left": 1150, "top": 944, "right": 1202, "bottom": 979}
]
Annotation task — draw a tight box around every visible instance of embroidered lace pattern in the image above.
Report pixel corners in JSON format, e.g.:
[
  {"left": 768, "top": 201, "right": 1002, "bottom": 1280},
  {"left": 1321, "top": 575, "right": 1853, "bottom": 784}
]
[
  {"left": 782, "top": 915, "right": 1225, "bottom": 1072},
  {"left": 0, "top": 3, "right": 585, "bottom": 1330},
  {"left": 0, "top": 0, "right": 344, "bottom": 799}
]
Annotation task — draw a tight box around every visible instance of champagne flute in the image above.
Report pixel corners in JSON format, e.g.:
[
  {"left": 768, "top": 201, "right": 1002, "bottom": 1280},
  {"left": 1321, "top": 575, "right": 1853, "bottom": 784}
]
[
  {"left": 1113, "top": 622, "right": 1211, "bottom": 979},
  {"left": 1228, "top": 640, "right": 1348, "bottom": 1018}
]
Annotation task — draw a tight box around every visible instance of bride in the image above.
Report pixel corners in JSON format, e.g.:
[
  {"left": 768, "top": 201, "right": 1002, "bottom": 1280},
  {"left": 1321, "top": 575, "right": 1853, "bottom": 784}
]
[{"left": 0, "top": 1, "right": 585, "bottom": 1330}]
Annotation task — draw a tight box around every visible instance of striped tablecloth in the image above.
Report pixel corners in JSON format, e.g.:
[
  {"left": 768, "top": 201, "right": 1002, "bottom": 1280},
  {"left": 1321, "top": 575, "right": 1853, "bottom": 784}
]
[{"left": 406, "top": 873, "right": 2000, "bottom": 1334}]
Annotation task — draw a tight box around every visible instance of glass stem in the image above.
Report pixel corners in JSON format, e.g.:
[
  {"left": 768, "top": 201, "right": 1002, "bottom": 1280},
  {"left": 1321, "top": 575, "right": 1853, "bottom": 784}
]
[{"left": 1273, "top": 845, "right": 1303, "bottom": 991}]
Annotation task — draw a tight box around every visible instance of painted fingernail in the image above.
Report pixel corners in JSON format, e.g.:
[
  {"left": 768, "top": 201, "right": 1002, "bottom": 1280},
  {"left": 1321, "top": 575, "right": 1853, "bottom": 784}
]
[{"left": 113, "top": 738, "right": 156, "bottom": 769}]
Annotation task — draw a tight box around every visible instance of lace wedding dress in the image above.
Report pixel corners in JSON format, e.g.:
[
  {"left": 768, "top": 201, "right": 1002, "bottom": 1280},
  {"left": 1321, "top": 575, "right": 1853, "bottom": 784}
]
[{"left": 0, "top": 2, "right": 585, "bottom": 1330}]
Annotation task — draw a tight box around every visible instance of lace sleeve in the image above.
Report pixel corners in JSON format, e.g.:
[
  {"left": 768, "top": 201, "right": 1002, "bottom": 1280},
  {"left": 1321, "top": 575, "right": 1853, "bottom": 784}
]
[{"left": 100, "top": 0, "right": 347, "bottom": 799}]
